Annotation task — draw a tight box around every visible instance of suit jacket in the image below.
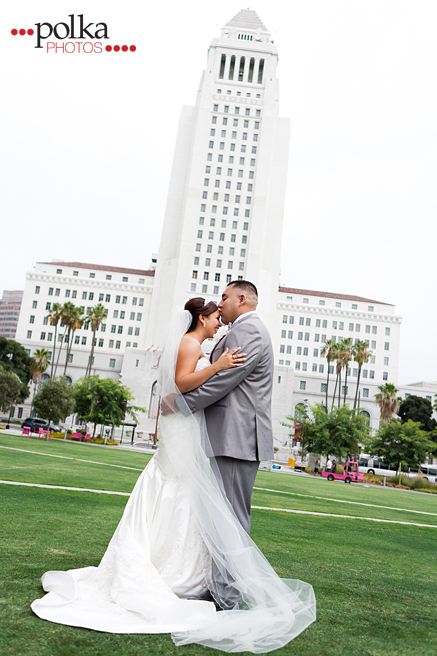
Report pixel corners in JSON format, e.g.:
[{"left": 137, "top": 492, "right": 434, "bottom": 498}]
[{"left": 181, "top": 313, "right": 274, "bottom": 461}]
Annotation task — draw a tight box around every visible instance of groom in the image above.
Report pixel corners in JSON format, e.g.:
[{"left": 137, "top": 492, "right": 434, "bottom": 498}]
[{"left": 181, "top": 280, "right": 274, "bottom": 536}]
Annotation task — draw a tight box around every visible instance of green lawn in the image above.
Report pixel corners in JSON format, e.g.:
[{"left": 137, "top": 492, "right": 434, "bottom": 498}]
[{"left": 1, "top": 432, "right": 437, "bottom": 656}]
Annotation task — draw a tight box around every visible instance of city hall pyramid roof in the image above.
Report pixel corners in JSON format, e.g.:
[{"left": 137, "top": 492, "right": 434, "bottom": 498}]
[{"left": 225, "top": 9, "right": 268, "bottom": 32}]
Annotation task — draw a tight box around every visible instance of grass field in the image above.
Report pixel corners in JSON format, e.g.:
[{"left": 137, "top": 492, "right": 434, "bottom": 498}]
[{"left": 1, "top": 432, "right": 436, "bottom": 656}]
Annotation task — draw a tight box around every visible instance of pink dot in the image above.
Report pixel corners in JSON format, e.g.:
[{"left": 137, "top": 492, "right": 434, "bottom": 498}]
[
  {"left": 130, "top": 45, "right": 136, "bottom": 52},
  {"left": 11, "top": 29, "right": 18, "bottom": 36},
  {"left": 121, "top": 45, "right": 128, "bottom": 52},
  {"left": 19, "top": 29, "right": 26, "bottom": 36},
  {"left": 105, "top": 45, "right": 112, "bottom": 52},
  {"left": 28, "top": 29, "right": 34, "bottom": 36},
  {"left": 114, "top": 45, "right": 120, "bottom": 52}
]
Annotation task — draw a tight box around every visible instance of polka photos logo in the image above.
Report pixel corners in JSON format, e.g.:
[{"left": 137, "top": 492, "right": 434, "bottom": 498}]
[{"left": 11, "top": 14, "right": 136, "bottom": 54}]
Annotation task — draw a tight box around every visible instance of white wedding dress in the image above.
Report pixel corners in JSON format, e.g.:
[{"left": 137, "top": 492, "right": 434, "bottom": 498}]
[
  {"left": 31, "top": 358, "right": 217, "bottom": 633},
  {"left": 32, "top": 312, "right": 316, "bottom": 653}
]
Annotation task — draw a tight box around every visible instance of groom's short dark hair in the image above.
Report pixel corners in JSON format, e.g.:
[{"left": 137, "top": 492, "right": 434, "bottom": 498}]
[{"left": 227, "top": 280, "right": 258, "bottom": 298}]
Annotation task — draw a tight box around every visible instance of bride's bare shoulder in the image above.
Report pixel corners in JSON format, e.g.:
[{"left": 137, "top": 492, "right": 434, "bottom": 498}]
[{"left": 178, "top": 334, "right": 202, "bottom": 357}]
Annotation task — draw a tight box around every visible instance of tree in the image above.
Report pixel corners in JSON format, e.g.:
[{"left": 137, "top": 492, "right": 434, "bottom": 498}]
[
  {"left": 85, "top": 304, "right": 108, "bottom": 376},
  {"left": 398, "top": 395, "right": 437, "bottom": 432},
  {"left": 321, "top": 339, "right": 335, "bottom": 412},
  {"left": 32, "top": 378, "right": 75, "bottom": 429},
  {"left": 0, "top": 337, "right": 32, "bottom": 402},
  {"left": 283, "top": 403, "right": 371, "bottom": 464},
  {"left": 367, "top": 420, "right": 435, "bottom": 472},
  {"left": 352, "top": 340, "right": 372, "bottom": 410},
  {"left": 46, "top": 302, "right": 63, "bottom": 380},
  {"left": 0, "top": 367, "right": 22, "bottom": 412},
  {"left": 30, "top": 348, "right": 51, "bottom": 403},
  {"left": 72, "top": 376, "right": 145, "bottom": 437},
  {"left": 374, "top": 383, "right": 402, "bottom": 424},
  {"left": 63, "top": 305, "right": 84, "bottom": 376}
]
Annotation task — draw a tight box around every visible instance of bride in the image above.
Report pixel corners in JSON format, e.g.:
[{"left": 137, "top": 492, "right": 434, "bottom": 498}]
[{"left": 31, "top": 298, "right": 316, "bottom": 653}]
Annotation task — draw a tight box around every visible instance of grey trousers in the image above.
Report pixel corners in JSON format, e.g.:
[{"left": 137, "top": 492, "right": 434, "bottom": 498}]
[
  {"left": 210, "top": 456, "right": 259, "bottom": 609},
  {"left": 215, "top": 456, "right": 259, "bottom": 534}
]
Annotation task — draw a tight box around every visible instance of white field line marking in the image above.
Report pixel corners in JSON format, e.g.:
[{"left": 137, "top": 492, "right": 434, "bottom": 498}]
[
  {"left": 253, "top": 486, "right": 437, "bottom": 517},
  {"left": 0, "top": 480, "right": 130, "bottom": 496},
  {"left": 2, "top": 480, "right": 436, "bottom": 528},
  {"left": 0, "top": 445, "right": 143, "bottom": 471},
  {"left": 252, "top": 505, "right": 437, "bottom": 529}
]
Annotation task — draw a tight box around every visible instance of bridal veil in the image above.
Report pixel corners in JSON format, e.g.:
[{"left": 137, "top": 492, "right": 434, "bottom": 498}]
[{"left": 160, "top": 310, "right": 316, "bottom": 652}]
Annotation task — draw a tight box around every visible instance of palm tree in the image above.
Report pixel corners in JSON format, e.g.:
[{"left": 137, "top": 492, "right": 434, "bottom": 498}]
[
  {"left": 331, "top": 342, "right": 345, "bottom": 409},
  {"left": 341, "top": 338, "right": 353, "bottom": 405},
  {"left": 63, "top": 305, "right": 85, "bottom": 376},
  {"left": 54, "top": 302, "right": 76, "bottom": 377},
  {"left": 374, "top": 383, "right": 402, "bottom": 424},
  {"left": 85, "top": 304, "right": 108, "bottom": 376},
  {"left": 352, "top": 340, "right": 372, "bottom": 410},
  {"left": 30, "top": 348, "right": 51, "bottom": 402},
  {"left": 46, "top": 302, "right": 63, "bottom": 380},
  {"left": 321, "top": 339, "right": 335, "bottom": 412}
]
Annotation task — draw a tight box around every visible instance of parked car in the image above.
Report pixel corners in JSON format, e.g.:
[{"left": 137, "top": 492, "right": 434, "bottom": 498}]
[{"left": 21, "top": 417, "right": 62, "bottom": 432}]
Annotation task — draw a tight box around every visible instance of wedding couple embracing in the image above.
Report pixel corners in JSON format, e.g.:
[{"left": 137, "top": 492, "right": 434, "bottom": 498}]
[{"left": 31, "top": 280, "right": 316, "bottom": 653}]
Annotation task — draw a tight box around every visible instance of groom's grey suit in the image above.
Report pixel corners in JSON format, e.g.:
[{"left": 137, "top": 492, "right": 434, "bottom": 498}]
[{"left": 182, "top": 312, "right": 274, "bottom": 534}]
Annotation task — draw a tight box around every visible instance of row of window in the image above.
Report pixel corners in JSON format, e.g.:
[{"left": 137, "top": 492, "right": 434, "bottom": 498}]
[
  {"left": 196, "top": 231, "right": 248, "bottom": 242},
  {"left": 35, "top": 312, "right": 143, "bottom": 327},
  {"left": 200, "top": 204, "right": 251, "bottom": 217},
  {"left": 281, "top": 315, "right": 385, "bottom": 333},
  {"left": 38, "top": 273, "right": 146, "bottom": 283},
  {"left": 213, "top": 103, "right": 262, "bottom": 116},
  {"left": 200, "top": 219, "right": 249, "bottom": 230},
  {"left": 194, "top": 251, "right": 246, "bottom": 266},
  {"left": 210, "top": 129, "right": 259, "bottom": 143},
  {"left": 207, "top": 140, "right": 257, "bottom": 157},
  {"left": 280, "top": 334, "right": 385, "bottom": 350},
  {"left": 32, "top": 332, "right": 139, "bottom": 352},
  {"left": 279, "top": 344, "right": 389, "bottom": 365},
  {"left": 212, "top": 116, "right": 260, "bottom": 129},
  {"left": 39, "top": 288, "right": 145, "bottom": 306},
  {"left": 284, "top": 296, "right": 376, "bottom": 312},
  {"left": 218, "top": 54, "right": 265, "bottom": 84},
  {"left": 291, "top": 378, "right": 372, "bottom": 396},
  {"left": 190, "top": 276, "right": 242, "bottom": 294},
  {"left": 206, "top": 153, "right": 255, "bottom": 166},
  {"left": 215, "top": 87, "right": 261, "bottom": 99}
]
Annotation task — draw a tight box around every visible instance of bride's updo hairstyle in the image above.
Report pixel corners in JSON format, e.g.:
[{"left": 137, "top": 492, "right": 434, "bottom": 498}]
[{"left": 184, "top": 297, "right": 218, "bottom": 333}]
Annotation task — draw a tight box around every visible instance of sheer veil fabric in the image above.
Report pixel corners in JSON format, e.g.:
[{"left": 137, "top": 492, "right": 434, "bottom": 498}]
[
  {"left": 160, "top": 310, "right": 316, "bottom": 652},
  {"left": 31, "top": 309, "right": 316, "bottom": 653}
]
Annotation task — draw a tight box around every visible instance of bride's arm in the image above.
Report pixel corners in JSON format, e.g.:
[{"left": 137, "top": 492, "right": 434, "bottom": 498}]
[{"left": 175, "top": 340, "right": 245, "bottom": 393}]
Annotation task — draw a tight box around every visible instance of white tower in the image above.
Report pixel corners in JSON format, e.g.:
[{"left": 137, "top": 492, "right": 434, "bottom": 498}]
[{"left": 147, "top": 10, "right": 290, "bottom": 345}]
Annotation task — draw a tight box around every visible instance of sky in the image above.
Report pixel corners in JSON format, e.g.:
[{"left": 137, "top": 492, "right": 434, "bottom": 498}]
[{"left": 2, "top": 1, "right": 436, "bottom": 385}]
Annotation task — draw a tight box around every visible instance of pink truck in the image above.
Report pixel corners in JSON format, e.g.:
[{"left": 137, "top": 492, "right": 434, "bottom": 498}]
[{"left": 322, "top": 461, "right": 364, "bottom": 484}]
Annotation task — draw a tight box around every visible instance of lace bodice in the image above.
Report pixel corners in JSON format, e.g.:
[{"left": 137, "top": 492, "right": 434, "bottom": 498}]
[{"left": 195, "top": 356, "right": 210, "bottom": 372}]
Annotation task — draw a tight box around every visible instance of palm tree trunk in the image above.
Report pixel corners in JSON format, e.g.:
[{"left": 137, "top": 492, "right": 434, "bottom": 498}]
[
  {"left": 354, "top": 366, "right": 362, "bottom": 410},
  {"left": 63, "top": 330, "right": 74, "bottom": 376},
  {"left": 338, "top": 371, "right": 342, "bottom": 408},
  {"left": 344, "top": 368, "right": 348, "bottom": 406},
  {"left": 51, "top": 325, "right": 57, "bottom": 380},
  {"left": 54, "top": 326, "right": 68, "bottom": 377},
  {"left": 87, "top": 331, "right": 96, "bottom": 377},
  {"left": 325, "top": 366, "right": 330, "bottom": 412},
  {"left": 331, "top": 374, "right": 338, "bottom": 410}
]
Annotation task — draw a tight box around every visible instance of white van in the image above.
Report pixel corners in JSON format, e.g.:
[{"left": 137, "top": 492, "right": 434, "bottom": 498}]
[
  {"left": 358, "top": 457, "right": 397, "bottom": 477},
  {"left": 359, "top": 456, "right": 437, "bottom": 483}
]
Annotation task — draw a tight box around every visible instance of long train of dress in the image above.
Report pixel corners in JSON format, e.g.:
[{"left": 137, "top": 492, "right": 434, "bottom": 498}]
[{"left": 31, "top": 357, "right": 316, "bottom": 652}]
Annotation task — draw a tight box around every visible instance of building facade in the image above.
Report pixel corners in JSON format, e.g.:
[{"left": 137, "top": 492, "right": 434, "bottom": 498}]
[
  {"left": 11, "top": 11, "right": 435, "bottom": 440},
  {"left": 0, "top": 290, "right": 23, "bottom": 339}
]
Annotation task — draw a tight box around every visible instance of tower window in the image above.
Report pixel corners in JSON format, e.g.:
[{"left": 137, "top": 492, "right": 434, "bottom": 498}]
[
  {"left": 257, "top": 59, "right": 265, "bottom": 84},
  {"left": 248, "top": 58, "right": 255, "bottom": 83},
  {"left": 219, "top": 55, "right": 226, "bottom": 80},
  {"left": 228, "top": 56, "right": 235, "bottom": 80}
]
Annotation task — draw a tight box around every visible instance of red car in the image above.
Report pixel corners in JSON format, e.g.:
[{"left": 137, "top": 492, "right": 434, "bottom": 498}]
[{"left": 322, "top": 461, "right": 364, "bottom": 484}]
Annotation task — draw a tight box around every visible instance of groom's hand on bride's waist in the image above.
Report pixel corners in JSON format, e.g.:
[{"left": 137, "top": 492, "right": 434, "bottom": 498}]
[{"left": 161, "top": 394, "right": 178, "bottom": 415}]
